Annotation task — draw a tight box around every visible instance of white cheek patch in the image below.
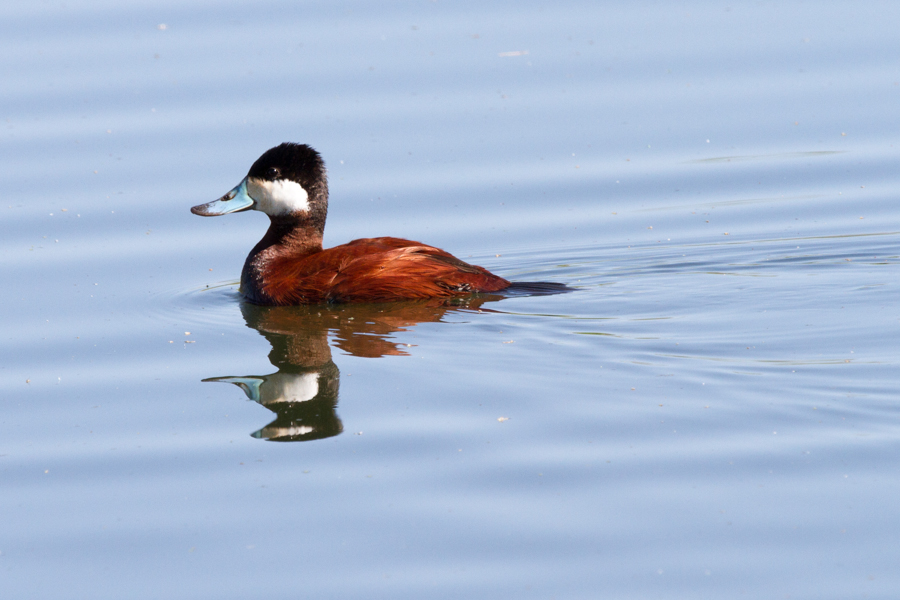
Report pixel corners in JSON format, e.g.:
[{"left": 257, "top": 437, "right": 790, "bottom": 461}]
[
  {"left": 246, "top": 177, "right": 310, "bottom": 216},
  {"left": 267, "top": 372, "right": 320, "bottom": 404},
  {"left": 284, "top": 372, "right": 319, "bottom": 403}
]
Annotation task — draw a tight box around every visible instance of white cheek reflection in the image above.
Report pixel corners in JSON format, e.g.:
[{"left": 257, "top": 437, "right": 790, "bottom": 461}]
[
  {"left": 265, "top": 372, "right": 319, "bottom": 405},
  {"left": 247, "top": 177, "right": 310, "bottom": 216}
]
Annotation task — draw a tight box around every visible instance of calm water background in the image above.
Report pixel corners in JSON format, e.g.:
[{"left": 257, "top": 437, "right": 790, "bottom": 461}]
[{"left": 3, "top": 1, "right": 900, "bottom": 598}]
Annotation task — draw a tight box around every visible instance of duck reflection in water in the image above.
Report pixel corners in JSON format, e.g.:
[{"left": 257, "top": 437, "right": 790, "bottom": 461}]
[{"left": 203, "top": 293, "right": 553, "bottom": 441}]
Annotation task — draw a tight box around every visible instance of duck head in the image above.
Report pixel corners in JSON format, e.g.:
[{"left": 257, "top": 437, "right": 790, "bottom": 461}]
[{"left": 192, "top": 143, "right": 328, "bottom": 231}]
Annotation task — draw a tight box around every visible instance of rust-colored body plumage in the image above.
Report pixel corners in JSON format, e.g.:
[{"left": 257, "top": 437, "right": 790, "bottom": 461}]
[{"left": 253, "top": 237, "right": 509, "bottom": 305}]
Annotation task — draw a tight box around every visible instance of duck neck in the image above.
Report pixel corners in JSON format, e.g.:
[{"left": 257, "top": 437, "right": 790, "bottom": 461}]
[
  {"left": 241, "top": 217, "right": 324, "bottom": 303},
  {"left": 259, "top": 217, "right": 324, "bottom": 256}
]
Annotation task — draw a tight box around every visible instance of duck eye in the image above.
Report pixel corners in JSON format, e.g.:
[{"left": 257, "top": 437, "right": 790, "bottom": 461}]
[{"left": 266, "top": 167, "right": 280, "bottom": 180}]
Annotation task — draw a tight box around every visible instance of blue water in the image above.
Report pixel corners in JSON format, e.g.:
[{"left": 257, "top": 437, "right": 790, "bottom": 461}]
[{"left": 3, "top": 1, "right": 900, "bottom": 598}]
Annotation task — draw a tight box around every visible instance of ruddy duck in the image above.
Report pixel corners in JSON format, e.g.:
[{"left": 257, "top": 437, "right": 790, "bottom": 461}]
[{"left": 192, "top": 143, "right": 511, "bottom": 305}]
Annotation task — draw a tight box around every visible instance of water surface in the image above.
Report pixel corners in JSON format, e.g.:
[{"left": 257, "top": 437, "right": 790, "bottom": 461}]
[{"left": 3, "top": 1, "right": 900, "bottom": 598}]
